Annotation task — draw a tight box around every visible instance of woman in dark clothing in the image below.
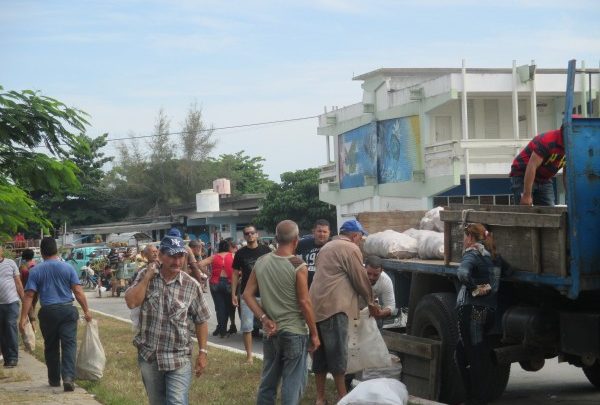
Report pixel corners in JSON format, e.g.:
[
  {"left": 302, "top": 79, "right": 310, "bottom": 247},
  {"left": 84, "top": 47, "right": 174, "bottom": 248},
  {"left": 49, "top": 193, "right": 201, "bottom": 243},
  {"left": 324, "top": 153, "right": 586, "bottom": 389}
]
[
  {"left": 198, "top": 239, "right": 235, "bottom": 338},
  {"left": 455, "top": 223, "right": 501, "bottom": 405}
]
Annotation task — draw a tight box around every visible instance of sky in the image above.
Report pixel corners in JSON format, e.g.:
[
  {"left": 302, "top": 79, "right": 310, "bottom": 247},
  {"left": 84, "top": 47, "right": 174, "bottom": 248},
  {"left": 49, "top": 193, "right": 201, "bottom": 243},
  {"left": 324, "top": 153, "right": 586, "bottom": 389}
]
[{"left": 2, "top": 0, "right": 599, "bottom": 181}]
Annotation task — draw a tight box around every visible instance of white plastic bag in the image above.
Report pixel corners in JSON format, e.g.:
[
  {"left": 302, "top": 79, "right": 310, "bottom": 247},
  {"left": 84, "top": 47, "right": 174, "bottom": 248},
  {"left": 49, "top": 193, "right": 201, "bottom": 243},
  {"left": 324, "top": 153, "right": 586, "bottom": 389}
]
[
  {"left": 338, "top": 378, "right": 408, "bottom": 405},
  {"left": 22, "top": 318, "right": 36, "bottom": 353},
  {"left": 347, "top": 308, "right": 391, "bottom": 374},
  {"left": 420, "top": 207, "right": 444, "bottom": 232},
  {"left": 363, "top": 230, "right": 417, "bottom": 259},
  {"left": 417, "top": 232, "right": 444, "bottom": 259},
  {"left": 76, "top": 320, "right": 106, "bottom": 380},
  {"left": 130, "top": 306, "right": 141, "bottom": 333}
]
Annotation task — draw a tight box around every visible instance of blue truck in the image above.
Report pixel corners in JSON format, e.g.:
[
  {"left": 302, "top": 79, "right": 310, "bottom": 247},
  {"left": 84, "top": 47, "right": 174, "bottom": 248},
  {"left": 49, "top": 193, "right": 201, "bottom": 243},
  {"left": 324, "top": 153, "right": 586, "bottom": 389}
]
[{"left": 379, "top": 60, "right": 600, "bottom": 403}]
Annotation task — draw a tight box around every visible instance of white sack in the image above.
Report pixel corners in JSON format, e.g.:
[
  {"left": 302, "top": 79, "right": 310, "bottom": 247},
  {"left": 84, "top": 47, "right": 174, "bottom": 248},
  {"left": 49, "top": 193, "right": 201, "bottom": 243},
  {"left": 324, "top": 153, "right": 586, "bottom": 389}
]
[
  {"left": 76, "top": 320, "right": 106, "bottom": 380},
  {"left": 22, "top": 318, "right": 36, "bottom": 353},
  {"left": 417, "top": 232, "right": 445, "bottom": 259},
  {"left": 363, "top": 230, "right": 417, "bottom": 259},
  {"left": 338, "top": 378, "right": 409, "bottom": 405},
  {"left": 403, "top": 228, "right": 445, "bottom": 259},
  {"left": 422, "top": 206, "right": 444, "bottom": 232},
  {"left": 347, "top": 308, "right": 392, "bottom": 374}
]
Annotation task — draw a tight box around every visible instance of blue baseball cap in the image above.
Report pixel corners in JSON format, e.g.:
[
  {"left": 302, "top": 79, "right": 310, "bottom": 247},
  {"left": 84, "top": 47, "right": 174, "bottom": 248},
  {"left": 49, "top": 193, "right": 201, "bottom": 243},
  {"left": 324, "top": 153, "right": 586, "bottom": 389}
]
[
  {"left": 167, "top": 227, "right": 182, "bottom": 237},
  {"left": 339, "top": 219, "right": 368, "bottom": 236},
  {"left": 159, "top": 236, "right": 187, "bottom": 256}
]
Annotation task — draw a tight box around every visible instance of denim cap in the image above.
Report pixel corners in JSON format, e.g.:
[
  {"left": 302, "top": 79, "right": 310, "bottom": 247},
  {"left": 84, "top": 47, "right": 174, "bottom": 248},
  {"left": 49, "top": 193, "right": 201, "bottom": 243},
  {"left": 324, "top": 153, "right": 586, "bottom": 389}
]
[
  {"left": 160, "top": 236, "right": 187, "bottom": 256},
  {"left": 339, "top": 219, "right": 368, "bottom": 236},
  {"left": 167, "top": 228, "right": 182, "bottom": 237}
]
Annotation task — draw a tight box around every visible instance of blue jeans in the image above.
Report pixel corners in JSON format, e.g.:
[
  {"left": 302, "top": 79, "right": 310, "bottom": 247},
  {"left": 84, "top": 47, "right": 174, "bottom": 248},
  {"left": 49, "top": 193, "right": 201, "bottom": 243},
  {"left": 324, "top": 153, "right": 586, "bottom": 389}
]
[
  {"left": 138, "top": 355, "right": 192, "bottom": 405},
  {"left": 38, "top": 303, "right": 78, "bottom": 383},
  {"left": 0, "top": 301, "right": 20, "bottom": 363},
  {"left": 210, "top": 277, "right": 232, "bottom": 333},
  {"left": 257, "top": 332, "right": 309, "bottom": 405},
  {"left": 510, "top": 176, "right": 555, "bottom": 206}
]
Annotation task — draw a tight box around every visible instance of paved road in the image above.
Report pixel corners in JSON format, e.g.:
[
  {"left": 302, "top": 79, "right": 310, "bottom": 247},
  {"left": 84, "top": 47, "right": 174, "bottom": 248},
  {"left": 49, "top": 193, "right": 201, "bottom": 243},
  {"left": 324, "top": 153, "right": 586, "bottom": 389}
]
[{"left": 86, "top": 290, "right": 599, "bottom": 403}]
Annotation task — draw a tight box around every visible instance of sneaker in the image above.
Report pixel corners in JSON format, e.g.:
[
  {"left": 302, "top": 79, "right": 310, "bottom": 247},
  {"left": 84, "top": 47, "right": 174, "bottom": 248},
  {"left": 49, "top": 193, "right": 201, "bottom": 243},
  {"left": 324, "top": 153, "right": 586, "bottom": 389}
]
[
  {"left": 63, "top": 379, "right": 75, "bottom": 392},
  {"left": 3, "top": 360, "right": 17, "bottom": 368},
  {"left": 212, "top": 327, "right": 221, "bottom": 337},
  {"left": 227, "top": 325, "right": 237, "bottom": 335}
]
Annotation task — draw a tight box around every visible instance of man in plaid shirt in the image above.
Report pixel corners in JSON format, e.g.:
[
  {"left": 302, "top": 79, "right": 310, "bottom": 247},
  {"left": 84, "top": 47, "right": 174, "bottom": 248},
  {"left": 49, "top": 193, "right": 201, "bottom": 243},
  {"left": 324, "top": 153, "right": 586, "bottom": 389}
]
[{"left": 125, "top": 236, "right": 211, "bottom": 405}]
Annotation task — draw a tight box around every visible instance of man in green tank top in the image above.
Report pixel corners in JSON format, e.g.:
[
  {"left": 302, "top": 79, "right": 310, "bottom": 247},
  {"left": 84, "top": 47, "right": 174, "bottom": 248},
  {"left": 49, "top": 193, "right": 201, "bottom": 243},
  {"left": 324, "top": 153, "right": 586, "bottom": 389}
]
[{"left": 243, "top": 220, "right": 320, "bottom": 405}]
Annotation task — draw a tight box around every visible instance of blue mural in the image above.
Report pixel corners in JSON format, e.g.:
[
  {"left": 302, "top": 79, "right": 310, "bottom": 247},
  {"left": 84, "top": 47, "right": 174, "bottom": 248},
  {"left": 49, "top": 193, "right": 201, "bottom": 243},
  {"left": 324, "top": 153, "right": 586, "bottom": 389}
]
[
  {"left": 339, "top": 123, "right": 377, "bottom": 189},
  {"left": 377, "top": 116, "right": 421, "bottom": 184}
]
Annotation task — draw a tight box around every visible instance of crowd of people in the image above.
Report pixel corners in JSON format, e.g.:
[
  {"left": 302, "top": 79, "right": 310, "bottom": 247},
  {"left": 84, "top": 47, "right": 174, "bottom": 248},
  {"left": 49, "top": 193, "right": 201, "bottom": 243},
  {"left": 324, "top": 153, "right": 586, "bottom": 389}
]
[{"left": 0, "top": 121, "right": 573, "bottom": 404}]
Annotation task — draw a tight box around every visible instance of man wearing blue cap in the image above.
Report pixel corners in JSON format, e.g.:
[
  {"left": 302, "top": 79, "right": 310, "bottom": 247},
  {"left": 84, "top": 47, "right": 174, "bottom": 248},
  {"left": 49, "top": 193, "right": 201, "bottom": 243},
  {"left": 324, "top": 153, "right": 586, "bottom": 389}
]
[
  {"left": 125, "top": 236, "right": 211, "bottom": 405},
  {"left": 309, "top": 219, "right": 376, "bottom": 404}
]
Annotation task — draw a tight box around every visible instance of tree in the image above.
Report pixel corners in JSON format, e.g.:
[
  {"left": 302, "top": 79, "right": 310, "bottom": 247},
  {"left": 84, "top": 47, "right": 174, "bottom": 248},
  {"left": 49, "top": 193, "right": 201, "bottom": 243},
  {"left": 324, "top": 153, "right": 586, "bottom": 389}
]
[
  {"left": 179, "top": 103, "right": 217, "bottom": 200},
  {"left": 255, "top": 168, "right": 336, "bottom": 233},
  {"left": 0, "top": 86, "right": 85, "bottom": 239},
  {"left": 207, "top": 151, "right": 274, "bottom": 195},
  {"left": 36, "top": 133, "right": 124, "bottom": 227}
]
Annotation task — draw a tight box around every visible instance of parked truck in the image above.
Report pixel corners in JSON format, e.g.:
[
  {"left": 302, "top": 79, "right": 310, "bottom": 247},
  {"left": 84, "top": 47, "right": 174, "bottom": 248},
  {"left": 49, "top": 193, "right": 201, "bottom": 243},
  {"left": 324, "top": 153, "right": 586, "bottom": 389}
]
[{"left": 369, "top": 60, "right": 600, "bottom": 403}]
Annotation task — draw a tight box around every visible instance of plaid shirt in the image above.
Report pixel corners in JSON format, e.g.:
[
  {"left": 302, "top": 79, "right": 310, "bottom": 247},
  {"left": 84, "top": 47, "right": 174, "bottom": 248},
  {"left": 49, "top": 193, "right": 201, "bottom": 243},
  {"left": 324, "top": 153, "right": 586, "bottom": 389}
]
[{"left": 132, "top": 266, "right": 211, "bottom": 371}]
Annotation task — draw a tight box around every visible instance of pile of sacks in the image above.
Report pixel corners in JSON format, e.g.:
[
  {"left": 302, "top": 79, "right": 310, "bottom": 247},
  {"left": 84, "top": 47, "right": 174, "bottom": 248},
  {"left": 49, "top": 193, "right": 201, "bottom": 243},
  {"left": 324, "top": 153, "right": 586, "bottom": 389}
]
[{"left": 363, "top": 207, "right": 445, "bottom": 260}]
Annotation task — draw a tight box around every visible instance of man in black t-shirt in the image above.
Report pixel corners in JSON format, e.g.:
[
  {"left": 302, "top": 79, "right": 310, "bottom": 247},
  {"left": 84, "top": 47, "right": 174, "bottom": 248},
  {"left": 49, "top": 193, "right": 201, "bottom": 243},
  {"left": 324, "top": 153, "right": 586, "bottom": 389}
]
[
  {"left": 296, "top": 219, "right": 331, "bottom": 288},
  {"left": 231, "top": 224, "right": 271, "bottom": 364}
]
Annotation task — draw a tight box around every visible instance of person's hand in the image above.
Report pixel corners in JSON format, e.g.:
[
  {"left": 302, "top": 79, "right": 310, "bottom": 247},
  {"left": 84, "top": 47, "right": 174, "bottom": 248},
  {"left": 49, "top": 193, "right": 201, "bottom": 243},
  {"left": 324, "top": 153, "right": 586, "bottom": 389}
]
[
  {"left": 84, "top": 311, "right": 93, "bottom": 322},
  {"left": 195, "top": 352, "right": 207, "bottom": 377},
  {"left": 472, "top": 284, "right": 492, "bottom": 297},
  {"left": 520, "top": 193, "right": 533, "bottom": 206},
  {"left": 262, "top": 316, "right": 278, "bottom": 337},
  {"left": 367, "top": 303, "right": 380, "bottom": 318},
  {"left": 308, "top": 334, "right": 320, "bottom": 353},
  {"left": 232, "top": 295, "right": 238, "bottom": 307},
  {"left": 19, "top": 319, "right": 26, "bottom": 334}
]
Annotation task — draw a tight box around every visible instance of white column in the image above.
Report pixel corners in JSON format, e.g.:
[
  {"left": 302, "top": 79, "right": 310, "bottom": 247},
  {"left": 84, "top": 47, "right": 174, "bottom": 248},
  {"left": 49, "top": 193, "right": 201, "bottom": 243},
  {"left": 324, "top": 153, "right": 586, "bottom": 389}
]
[
  {"left": 581, "top": 61, "right": 588, "bottom": 117},
  {"left": 530, "top": 60, "right": 538, "bottom": 136},
  {"left": 461, "top": 59, "right": 470, "bottom": 196},
  {"left": 512, "top": 60, "right": 520, "bottom": 150}
]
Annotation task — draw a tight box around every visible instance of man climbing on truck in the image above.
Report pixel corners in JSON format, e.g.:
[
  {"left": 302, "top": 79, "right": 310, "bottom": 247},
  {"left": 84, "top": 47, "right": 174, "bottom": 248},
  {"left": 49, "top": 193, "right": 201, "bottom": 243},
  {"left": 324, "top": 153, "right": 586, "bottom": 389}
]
[{"left": 509, "top": 116, "right": 580, "bottom": 206}]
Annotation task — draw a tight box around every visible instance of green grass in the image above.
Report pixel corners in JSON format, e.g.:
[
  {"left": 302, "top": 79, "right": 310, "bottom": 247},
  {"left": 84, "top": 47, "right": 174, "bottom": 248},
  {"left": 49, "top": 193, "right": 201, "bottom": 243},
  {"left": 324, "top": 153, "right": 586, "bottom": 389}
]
[{"left": 30, "top": 311, "right": 339, "bottom": 405}]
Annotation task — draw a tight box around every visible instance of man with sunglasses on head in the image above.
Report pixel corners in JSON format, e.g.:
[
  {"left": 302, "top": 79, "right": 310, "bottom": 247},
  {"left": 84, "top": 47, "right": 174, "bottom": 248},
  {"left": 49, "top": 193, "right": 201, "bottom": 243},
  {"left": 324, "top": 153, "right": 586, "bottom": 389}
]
[{"left": 231, "top": 224, "right": 271, "bottom": 364}]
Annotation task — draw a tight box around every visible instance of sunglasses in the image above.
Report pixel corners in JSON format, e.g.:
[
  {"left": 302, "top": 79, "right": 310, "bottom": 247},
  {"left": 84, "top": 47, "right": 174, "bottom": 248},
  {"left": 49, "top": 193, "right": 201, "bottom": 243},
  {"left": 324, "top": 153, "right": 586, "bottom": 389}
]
[{"left": 243, "top": 231, "right": 256, "bottom": 236}]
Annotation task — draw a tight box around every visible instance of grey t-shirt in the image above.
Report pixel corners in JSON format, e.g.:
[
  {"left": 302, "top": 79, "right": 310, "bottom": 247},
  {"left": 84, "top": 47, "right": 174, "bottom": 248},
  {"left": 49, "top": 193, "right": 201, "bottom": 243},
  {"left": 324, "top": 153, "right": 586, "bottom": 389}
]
[{"left": 0, "top": 258, "right": 20, "bottom": 304}]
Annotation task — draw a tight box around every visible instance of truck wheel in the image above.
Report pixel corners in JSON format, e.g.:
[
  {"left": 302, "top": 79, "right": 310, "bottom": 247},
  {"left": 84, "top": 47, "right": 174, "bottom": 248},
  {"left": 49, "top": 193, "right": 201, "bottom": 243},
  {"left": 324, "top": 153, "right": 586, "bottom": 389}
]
[
  {"left": 411, "top": 293, "right": 511, "bottom": 403},
  {"left": 583, "top": 361, "right": 600, "bottom": 388},
  {"left": 411, "top": 292, "right": 464, "bottom": 404}
]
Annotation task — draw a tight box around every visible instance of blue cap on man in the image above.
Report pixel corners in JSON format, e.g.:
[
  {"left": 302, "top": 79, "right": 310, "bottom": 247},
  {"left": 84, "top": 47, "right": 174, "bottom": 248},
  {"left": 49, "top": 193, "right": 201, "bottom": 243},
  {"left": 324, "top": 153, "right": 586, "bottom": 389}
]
[
  {"left": 160, "top": 236, "right": 188, "bottom": 256},
  {"left": 339, "top": 219, "right": 368, "bottom": 236}
]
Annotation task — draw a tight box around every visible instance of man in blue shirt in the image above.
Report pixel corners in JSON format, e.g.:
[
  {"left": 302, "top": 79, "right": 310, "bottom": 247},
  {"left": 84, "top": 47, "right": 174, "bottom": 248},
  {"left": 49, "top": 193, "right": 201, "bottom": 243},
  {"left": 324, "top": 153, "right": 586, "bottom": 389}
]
[{"left": 19, "top": 237, "right": 92, "bottom": 392}]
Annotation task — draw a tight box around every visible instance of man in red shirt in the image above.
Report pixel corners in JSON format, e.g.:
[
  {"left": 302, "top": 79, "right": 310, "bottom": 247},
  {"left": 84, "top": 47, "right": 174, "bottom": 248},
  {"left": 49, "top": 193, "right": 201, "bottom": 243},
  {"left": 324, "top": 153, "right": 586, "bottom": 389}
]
[{"left": 510, "top": 127, "right": 566, "bottom": 206}]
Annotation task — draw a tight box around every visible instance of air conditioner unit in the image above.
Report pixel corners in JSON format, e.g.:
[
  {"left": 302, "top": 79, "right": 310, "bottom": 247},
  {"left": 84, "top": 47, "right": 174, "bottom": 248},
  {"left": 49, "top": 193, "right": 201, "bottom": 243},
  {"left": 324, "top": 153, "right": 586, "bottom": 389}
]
[
  {"left": 326, "top": 116, "right": 337, "bottom": 125},
  {"left": 364, "top": 175, "right": 377, "bottom": 186}
]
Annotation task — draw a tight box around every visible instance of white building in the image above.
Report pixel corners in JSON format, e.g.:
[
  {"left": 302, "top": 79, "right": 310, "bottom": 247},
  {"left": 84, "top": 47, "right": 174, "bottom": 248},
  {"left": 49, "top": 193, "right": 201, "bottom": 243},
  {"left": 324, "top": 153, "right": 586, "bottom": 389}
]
[{"left": 317, "top": 61, "right": 599, "bottom": 225}]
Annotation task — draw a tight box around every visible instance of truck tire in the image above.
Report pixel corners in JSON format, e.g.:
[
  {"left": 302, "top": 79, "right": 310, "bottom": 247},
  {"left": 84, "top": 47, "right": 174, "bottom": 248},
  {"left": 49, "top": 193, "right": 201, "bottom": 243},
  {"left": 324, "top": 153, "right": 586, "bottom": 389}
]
[
  {"left": 583, "top": 361, "right": 600, "bottom": 388},
  {"left": 411, "top": 292, "right": 465, "bottom": 404},
  {"left": 411, "top": 293, "right": 510, "bottom": 403}
]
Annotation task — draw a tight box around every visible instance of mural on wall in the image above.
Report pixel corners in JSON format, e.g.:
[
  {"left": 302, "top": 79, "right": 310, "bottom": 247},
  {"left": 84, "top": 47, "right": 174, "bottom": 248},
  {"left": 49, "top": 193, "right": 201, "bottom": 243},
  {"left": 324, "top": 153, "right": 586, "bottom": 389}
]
[
  {"left": 377, "top": 116, "right": 422, "bottom": 184},
  {"left": 339, "top": 122, "right": 377, "bottom": 189}
]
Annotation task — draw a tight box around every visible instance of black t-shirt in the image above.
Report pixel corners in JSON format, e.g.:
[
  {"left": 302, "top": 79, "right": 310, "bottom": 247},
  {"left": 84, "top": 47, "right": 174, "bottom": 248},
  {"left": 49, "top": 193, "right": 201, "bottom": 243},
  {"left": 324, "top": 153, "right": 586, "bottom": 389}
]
[
  {"left": 295, "top": 236, "right": 327, "bottom": 288},
  {"left": 232, "top": 244, "right": 271, "bottom": 295}
]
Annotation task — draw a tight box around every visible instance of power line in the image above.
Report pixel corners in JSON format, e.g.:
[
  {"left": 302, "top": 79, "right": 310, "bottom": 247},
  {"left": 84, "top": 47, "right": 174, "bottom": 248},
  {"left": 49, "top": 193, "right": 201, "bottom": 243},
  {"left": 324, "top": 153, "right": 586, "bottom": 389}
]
[{"left": 104, "top": 114, "right": 319, "bottom": 143}]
